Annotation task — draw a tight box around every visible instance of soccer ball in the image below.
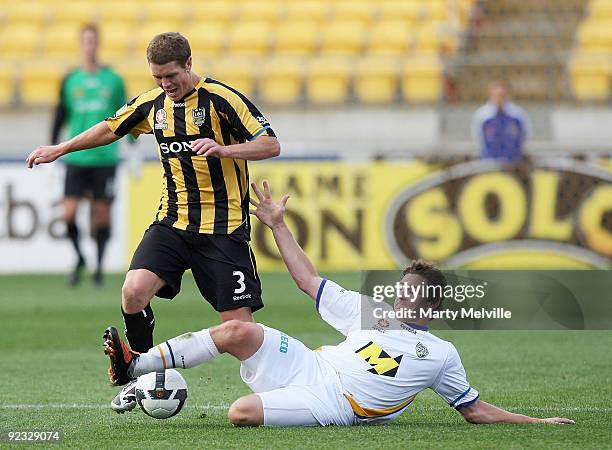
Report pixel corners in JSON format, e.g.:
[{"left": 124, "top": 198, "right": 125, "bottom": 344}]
[{"left": 135, "top": 369, "right": 188, "bottom": 419}]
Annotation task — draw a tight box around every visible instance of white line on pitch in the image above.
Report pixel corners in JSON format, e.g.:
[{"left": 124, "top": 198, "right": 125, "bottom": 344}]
[{"left": 1, "top": 405, "right": 610, "bottom": 413}]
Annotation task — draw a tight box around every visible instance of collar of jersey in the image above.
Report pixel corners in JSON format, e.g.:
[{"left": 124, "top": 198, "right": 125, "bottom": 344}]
[
  {"left": 406, "top": 323, "right": 429, "bottom": 331},
  {"left": 173, "top": 77, "right": 204, "bottom": 103}
]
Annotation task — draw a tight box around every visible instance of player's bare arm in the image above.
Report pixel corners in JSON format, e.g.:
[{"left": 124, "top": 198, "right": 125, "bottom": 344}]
[
  {"left": 191, "top": 135, "right": 280, "bottom": 160},
  {"left": 26, "top": 121, "right": 119, "bottom": 168},
  {"left": 458, "top": 400, "right": 575, "bottom": 425},
  {"left": 250, "top": 180, "right": 322, "bottom": 300}
]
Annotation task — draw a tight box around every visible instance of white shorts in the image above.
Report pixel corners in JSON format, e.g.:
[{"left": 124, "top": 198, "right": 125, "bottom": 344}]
[{"left": 239, "top": 324, "right": 355, "bottom": 427}]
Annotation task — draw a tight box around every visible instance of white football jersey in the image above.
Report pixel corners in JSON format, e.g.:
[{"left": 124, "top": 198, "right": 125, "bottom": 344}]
[{"left": 315, "top": 279, "right": 480, "bottom": 425}]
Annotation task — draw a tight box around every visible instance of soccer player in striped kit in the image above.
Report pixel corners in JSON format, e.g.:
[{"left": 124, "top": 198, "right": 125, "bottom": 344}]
[{"left": 27, "top": 32, "right": 279, "bottom": 384}]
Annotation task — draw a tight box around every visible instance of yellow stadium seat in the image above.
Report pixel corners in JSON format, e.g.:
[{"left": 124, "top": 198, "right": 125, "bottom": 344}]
[
  {"left": 98, "top": 2, "right": 143, "bottom": 25},
  {"left": 259, "top": 58, "right": 304, "bottom": 104},
  {"left": 184, "top": 24, "right": 226, "bottom": 57},
  {"left": 320, "top": 20, "right": 366, "bottom": 56},
  {"left": 379, "top": 1, "right": 422, "bottom": 22},
  {"left": 51, "top": 2, "right": 98, "bottom": 25},
  {"left": 452, "top": 0, "right": 474, "bottom": 24},
  {"left": 0, "top": 25, "right": 40, "bottom": 60},
  {"left": 569, "top": 55, "right": 612, "bottom": 101},
  {"left": 118, "top": 63, "right": 158, "bottom": 98},
  {"left": 577, "top": 21, "right": 612, "bottom": 53},
  {"left": 192, "top": 1, "right": 235, "bottom": 26},
  {"left": 331, "top": 2, "right": 375, "bottom": 24},
  {"left": 146, "top": 19, "right": 185, "bottom": 34},
  {"left": 134, "top": 22, "right": 185, "bottom": 56},
  {"left": 306, "top": 58, "right": 350, "bottom": 104},
  {"left": 43, "top": 24, "right": 81, "bottom": 59},
  {"left": 190, "top": 59, "right": 211, "bottom": 77},
  {"left": 367, "top": 20, "right": 412, "bottom": 56},
  {"left": 143, "top": 2, "right": 187, "bottom": 24},
  {"left": 354, "top": 57, "right": 399, "bottom": 104},
  {"left": 99, "top": 24, "right": 134, "bottom": 60},
  {"left": 227, "top": 21, "right": 271, "bottom": 56},
  {"left": 236, "top": 1, "right": 282, "bottom": 22},
  {"left": 285, "top": 1, "right": 329, "bottom": 23},
  {"left": 274, "top": 20, "right": 320, "bottom": 56},
  {"left": 415, "top": 23, "right": 441, "bottom": 55},
  {"left": 590, "top": 0, "right": 612, "bottom": 19},
  {"left": 401, "top": 57, "right": 443, "bottom": 103},
  {"left": 0, "top": 65, "right": 16, "bottom": 106},
  {"left": 208, "top": 58, "right": 256, "bottom": 97},
  {"left": 425, "top": 0, "right": 449, "bottom": 21},
  {"left": 3, "top": 3, "right": 49, "bottom": 26},
  {"left": 20, "top": 62, "right": 64, "bottom": 106}
]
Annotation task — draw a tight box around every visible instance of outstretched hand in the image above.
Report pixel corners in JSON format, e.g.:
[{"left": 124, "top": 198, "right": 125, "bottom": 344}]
[
  {"left": 539, "top": 417, "right": 576, "bottom": 425},
  {"left": 249, "top": 180, "right": 290, "bottom": 229},
  {"left": 26, "top": 144, "right": 64, "bottom": 169}
]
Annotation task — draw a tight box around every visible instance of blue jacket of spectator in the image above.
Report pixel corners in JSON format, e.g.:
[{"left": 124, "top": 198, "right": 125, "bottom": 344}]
[{"left": 471, "top": 102, "right": 530, "bottom": 161}]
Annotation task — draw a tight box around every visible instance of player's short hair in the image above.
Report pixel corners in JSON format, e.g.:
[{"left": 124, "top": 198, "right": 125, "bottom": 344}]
[
  {"left": 147, "top": 32, "right": 191, "bottom": 67},
  {"left": 80, "top": 23, "right": 99, "bottom": 37},
  {"left": 403, "top": 260, "right": 447, "bottom": 310}
]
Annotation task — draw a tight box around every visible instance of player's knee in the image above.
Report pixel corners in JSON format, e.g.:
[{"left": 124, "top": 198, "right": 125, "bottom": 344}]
[
  {"left": 121, "top": 280, "right": 150, "bottom": 312},
  {"left": 220, "top": 320, "right": 253, "bottom": 345},
  {"left": 92, "top": 202, "right": 110, "bottom": 223},
  {"left": 228, "top": 397, "right": 263, "bottom": 427}
]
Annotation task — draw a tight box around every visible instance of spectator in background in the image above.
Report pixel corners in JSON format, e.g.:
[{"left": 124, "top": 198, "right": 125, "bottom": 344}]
[
  {"left": 51, "top": 23, "right": 127, "bottom": 287},
  {"left": 471, "top": 79, "right": 530, "bottom": 161}
]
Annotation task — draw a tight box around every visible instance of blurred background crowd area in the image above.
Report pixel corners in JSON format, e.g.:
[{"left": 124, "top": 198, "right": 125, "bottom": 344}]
[
  {"left": 1, "top": 0, "right": 612, "bottom": 158},
  {"left": 1, "top": 0, "right": 610, "bottom": 272}
]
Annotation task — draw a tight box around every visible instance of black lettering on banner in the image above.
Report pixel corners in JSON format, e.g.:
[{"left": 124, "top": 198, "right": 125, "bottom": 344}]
[
  {"left": 47, "top": 200, "right": 65, "bottom": 240},
  {"left": 321, "top": 209, "right": 363, "bottom": 259},
  {"left": 354, "top": 173, "right": 366, "bottom": 198},
  {"left": 6, "top": 184, "right": 38, "bottom": 240},
  {"left": 285, "top": 176, "right": 303, "bottom": 197},
  {"left": 316, "top": 175, "right": 341, "bottom": 196}
]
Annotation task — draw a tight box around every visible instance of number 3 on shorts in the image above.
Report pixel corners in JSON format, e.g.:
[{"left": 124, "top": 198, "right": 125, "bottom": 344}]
[{"left": 233, "top": 270, "right": 246, "bottom": 294}]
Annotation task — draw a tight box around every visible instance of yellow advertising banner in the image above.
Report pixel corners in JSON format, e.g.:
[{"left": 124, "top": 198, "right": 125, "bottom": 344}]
[{"left": 128, "top": 159, "right": 612, "bottom": 270}]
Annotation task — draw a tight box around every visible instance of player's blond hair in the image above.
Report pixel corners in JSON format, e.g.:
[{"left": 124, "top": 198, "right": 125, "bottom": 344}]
[{"left": 147, "top": 32, "right": 191, "bottom": 67}]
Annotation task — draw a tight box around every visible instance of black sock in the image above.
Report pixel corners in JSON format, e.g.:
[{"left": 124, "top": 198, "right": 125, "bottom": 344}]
[
  {"left": 93, "top": 226, "right": 110, "bottom": 273},
  {"left": 66, "top": 222, "right": 84, "bottom": 262},
  {"left": 122, "top": 304, "right": 155, "bottom": 352}
]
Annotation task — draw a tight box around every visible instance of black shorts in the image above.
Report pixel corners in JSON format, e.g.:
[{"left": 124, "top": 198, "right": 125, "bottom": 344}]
[
  {"left": 64, "top": 164, "right": 116, "bottom": 201},
  {"left": 129, "top": 224, "right": 263, "bottom": 313}
]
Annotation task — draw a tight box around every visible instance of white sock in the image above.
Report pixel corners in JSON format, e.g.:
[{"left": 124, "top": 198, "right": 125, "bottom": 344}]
[{"left": 131, "top": 329, "right": 220, "bottom": 378}]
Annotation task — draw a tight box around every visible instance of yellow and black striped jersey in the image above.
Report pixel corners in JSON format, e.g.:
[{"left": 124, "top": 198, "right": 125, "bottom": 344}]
[{"left": 106, "top": 77, "right": 276, "bottom": 236}]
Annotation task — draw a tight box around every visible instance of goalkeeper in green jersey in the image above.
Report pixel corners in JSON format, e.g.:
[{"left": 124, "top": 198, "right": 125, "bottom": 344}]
[{"left": 50, "top": 23, "right": 128, "bottom": 287}]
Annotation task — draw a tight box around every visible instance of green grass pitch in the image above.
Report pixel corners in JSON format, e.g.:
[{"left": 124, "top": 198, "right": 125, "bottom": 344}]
[{"left": 1, "top": 272, "right": 611, "bottom": 449}]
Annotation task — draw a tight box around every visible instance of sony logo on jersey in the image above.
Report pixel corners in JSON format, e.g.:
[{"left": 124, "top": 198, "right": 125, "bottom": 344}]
[{"left": 159, "top": 140, "right": 196, "bottom": 154}]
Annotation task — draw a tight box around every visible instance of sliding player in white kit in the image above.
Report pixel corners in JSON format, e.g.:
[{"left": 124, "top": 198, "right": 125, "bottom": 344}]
[{"left": 104, "top": 181, "right": 574, "bottom": 427}]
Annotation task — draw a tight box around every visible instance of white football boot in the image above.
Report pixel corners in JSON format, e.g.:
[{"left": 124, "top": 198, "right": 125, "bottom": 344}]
[{"left": 110, "top": 379, "right": 138, "bottom": 414}]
